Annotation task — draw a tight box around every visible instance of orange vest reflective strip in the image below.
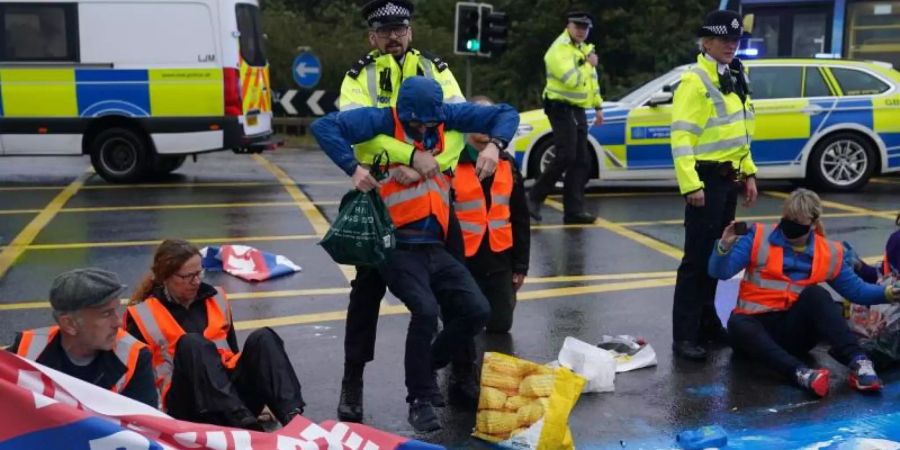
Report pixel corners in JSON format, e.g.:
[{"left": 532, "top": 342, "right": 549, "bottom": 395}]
[
  {"left": 884, "top": 254, "right": 891, "bottom": 276},
  {"left": 127, "top": 292, "right": 239, "bottom": 410},
  {"left": 17, "top": 326, "right": 143, "bottom": 394},
  {"left": 736, "top": 223, "right": 844, "bottom": 315},
  {"left": 391, "top": 107, "right": 445, "bottom": 155},
  {"left": 452, "top": 160, "right": 514, "bottom": 257}
]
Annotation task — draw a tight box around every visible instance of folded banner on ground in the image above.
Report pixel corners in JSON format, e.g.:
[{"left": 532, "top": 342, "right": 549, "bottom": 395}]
[
  {"left": 0, "top": 351, "right": 442, "bottom": 450},
  {"left": 201, "top": 245, "right": 301, "bottom": 282}
]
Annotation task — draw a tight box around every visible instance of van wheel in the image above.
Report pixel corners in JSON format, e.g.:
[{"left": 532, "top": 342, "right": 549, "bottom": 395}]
[
  {"left": 90, "top": 127, "right": 151, "bottom": 183},
  {"left": 151, "top": 155, "right": 186, "bottom": 176},
  {"left": 808, "top": 132, "right": 875, "bottom": 192}
]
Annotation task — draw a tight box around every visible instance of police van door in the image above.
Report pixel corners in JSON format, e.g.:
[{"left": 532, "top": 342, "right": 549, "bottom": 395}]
[{"left": 234, "top": 2, "right": 272, "bottom": 138}]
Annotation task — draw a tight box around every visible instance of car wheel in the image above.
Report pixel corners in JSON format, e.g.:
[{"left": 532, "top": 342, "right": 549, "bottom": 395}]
[
  {"left": 528, "top": 137, "right": 555, "bottom": 180},
  {"left": 808, "top": 132, "right": 875, "bottom": 192},
  {"left": 90, "top": 127, "right": 151, "bottom": 183}
]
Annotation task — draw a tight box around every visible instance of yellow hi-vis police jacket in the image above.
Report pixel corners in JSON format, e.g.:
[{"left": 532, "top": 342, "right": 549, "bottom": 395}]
[
  {"left": 671, "top": 54, "right": 757, "bottom": 194},
  {"left": 339, "top": 49, "right": 466, "bottom": 172},
  {"left": 543, "top": 30, "right": 603, "bottom": 109}
]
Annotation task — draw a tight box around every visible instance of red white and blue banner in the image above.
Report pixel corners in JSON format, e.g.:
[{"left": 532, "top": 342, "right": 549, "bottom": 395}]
[
  {"left": 201, "top": 245, "right": 302, "bottom": 282},
  {"left": 0, "top": 350, "right": 442, "bottom": 450}
]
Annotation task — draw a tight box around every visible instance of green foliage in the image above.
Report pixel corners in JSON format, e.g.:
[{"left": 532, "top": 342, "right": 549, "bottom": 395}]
[{"left": 260, "top": 0, "right": 717, "bottom": 111}]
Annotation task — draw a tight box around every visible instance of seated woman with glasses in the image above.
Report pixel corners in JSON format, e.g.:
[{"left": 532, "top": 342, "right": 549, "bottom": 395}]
[{"left": 124, "top": 239, "right": 305, "bottom": 430}]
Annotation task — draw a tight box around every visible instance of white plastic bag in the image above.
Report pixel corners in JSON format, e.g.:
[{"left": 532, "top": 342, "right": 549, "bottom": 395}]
[
  {"left": 597, "top": 335, "right": 658, "bottom": 373},
  {"left": 556, "top": 336, "right": 616, "bottom": 393},
  {"left": 715, "top": 271, "right": 742, "bottom": 328}
]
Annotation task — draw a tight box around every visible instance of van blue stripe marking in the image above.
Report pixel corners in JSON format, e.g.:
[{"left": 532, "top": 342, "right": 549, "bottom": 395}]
[
  {"left": 75, "top": 69, "right": 148, "bottom": 83},
  {"left": 750, "top": 139, "right": 807, "bottom": 164},
  {"left": 880, "top": 133, "right": 900, "bottom": 149},
  {"left": 75, "top": 70, "right": 151, "bottom": 117},
  {"left": 626, "top": 144, "right": 673, "bottom": 168},
  {"left": 890, "top": 155, "right": 900, "bottom": 168},
  {"left": 591, "top": 122, "right": 625, "bottom": 146}
]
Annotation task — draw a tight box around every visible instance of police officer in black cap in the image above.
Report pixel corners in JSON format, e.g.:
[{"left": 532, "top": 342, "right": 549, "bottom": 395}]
[
  {"left": 670, "top": 9, "right": 758, "bottom": 360},
  {"left": 337, "top": 0, "right": 486, "bottom": 432}
]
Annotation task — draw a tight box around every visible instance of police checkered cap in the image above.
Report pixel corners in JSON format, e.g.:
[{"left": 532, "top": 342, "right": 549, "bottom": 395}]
[
  {"left": 362, "top": 0, "right": 413, "bottom": 27},
  {"left": 697, "top": 10, "right": 744, "bottom": 38}
]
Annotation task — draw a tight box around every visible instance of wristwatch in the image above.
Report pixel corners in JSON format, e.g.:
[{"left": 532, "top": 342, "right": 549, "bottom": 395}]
[{"left": 489, "top": 137, "right": 507, "bottom": 151}]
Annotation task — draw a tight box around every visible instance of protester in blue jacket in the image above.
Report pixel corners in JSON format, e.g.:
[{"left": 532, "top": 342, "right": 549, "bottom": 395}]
[{"left": 311, "top": 76, "right": 519, "bottom": 432}]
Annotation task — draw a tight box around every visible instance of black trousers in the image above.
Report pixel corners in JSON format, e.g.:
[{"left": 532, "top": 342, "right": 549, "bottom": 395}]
[
  {"left": 378, "top": 244, "right": 491, "bottom": 402},
  {"left": 672, "top": 163, "right": 739, "bottom": 343},
  {"left": 530, "top": 100, "right": 590, "bottom": 215},
  {"left": 728, "top": 285, "right": 865, "bottom": 378},
  {"left": 473, "top": 268, "right": 516, "bottom": 333},
  {"left": 166, "top": 329, "right": 305, "bottom": 426}
]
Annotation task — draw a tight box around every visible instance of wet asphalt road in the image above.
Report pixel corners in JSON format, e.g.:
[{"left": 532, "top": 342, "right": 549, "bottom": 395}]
[{"left": 0, "top": 147, "right": 898, "bottom": 449}]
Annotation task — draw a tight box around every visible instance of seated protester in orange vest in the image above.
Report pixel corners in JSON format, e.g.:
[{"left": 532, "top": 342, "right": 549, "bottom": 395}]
[
  {"left": 453, "top": 96, "right": 530, "bottom": 334},
  {"left": 10, "top": 268, "right": 157, "bottom": 408},
  {"left": 311, "top": 76, "right": 518, "bottom": 432},
  {"left": 709, "top": 189, "right": 900, "bottom": 397},
  {"left": 123, "top": 239, "right": 305, "bottom": 431},
  {"left": 848, "top": 212, "right": 899, "bottom": 283}
]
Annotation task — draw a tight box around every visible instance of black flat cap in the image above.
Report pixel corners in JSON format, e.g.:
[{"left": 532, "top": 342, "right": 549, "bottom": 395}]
[
  {"left": 49, "top": 268, "right": 127, "bottom": 312},
  {"left": 362, "top": 0, "right": 414, "bottom": 28}
]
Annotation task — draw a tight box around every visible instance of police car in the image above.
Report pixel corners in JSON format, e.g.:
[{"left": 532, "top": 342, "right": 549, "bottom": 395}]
[{"left": 511, "top": 59, "right": 900, "bottom": 191}]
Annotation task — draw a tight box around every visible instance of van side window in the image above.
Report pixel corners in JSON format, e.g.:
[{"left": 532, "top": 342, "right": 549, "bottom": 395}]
[
  {"left": 0, "top": 3, "right": 78, "bottom": 61},
  {"left": 831, "top": 68, "right": 890, "bottom": 96},
  {"left": 236, "top": 4, "right": 266, "bottom": 67}
]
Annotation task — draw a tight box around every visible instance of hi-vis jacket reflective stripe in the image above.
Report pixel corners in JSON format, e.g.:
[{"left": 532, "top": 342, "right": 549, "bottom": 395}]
[
  {"left": 735, "top": 223, "right": 844, "bottom": 315},
  {"left": 671, "top": 54, "right": 758, "bottom": 194},
  {"left": 543, "top": 30, "right": 603, "bottom": 109},
  {"left": 379, "top": 108, "right": 451, "bottom": 237},
  {"left": 339, "top": 49, "right": 465, "bottom": 172},
  {"left": 126, "top": 292, "right": 239, "bottom": 409},
  {"left": 452, "top": 160, "right": 513, "bottom": 257},
  {"left": 884, "top": 254, "right": 892, "bottom": 277},
  {"left": 17, "top": 326, "right": 145, "bottom": 394}
]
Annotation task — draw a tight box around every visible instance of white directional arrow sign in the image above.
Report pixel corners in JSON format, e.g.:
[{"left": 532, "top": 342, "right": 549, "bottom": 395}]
[
  {"left": 295, "top": 63, "right": 320, "bottom": 78},
  {"left": 306, "top": 90, "right": 325, "bottom": 116},
  {"left": 279, "top": 90, "right": 298, "bottom": 115}
]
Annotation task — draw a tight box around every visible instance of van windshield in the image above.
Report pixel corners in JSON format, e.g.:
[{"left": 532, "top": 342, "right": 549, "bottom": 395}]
[{"left": 236, "top": 4, "right": 266, "bottom": 66}]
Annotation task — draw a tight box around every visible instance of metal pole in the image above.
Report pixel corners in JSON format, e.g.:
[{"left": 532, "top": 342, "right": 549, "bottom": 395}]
[{"left": 465, "top": 56, "right": 472, "bottom": 98}]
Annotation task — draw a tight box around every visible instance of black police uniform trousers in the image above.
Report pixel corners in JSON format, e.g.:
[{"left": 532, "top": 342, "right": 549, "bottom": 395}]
[
  {"left": 471, "top": 267, "right": 516, "bottom": 333},
  {"left": 530, "top": 100, "right": 591, "bottom": 215},
  {"left": 672, "top": 162, "right": 739, "bottom": 344},
  {"left": 728, "top": 285, "right": 865, "bottom": 379},
  {"left": 166, "top": 328, "right": 305, "bottom": 426}
]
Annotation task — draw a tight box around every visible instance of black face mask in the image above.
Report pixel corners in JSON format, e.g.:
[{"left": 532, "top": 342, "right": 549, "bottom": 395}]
[{"left": 780, "top": 218, "right": 811, "bottom": 239}]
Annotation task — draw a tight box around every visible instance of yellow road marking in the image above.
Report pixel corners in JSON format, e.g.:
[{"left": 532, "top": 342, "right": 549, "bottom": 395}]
[
  {"left": 0, "top": 171, "right": 91, "bottom": 279},
  {"left": 23, "top": 234, "right": 318, "bottom": 251},
  {"left": 0, "top": 186, "right": 64, "bottom": 192},
  {"left": 526, "top": 271, "right": 675, "bottom": 283},
  {"left": 228, "top": 287, "right": 351, "bottom": 300},
  {"left": 59, "top": 201, "right": 297, "bottom": 213},
  {"left": 763, "top": 191, "right": 896, "bottom": 220},
  {"left": 252, "top": 155, "right": 354, "bottom": 282},
  {"left": 543, "top": 198, "right": 684, "bottom": 260},
  {"left": 313, "top": 200, "right": 341, "bottom": 206},
  {"left": 550, "top": 191, "right": 676, "bottom": 199},
  {"left": 871, "top": 178, "right": 900, "bottom": 186},
  {"left": 0, "top": 208, "right": 41, "bottom": 215},
  {"left": 81, "top": 181, "right": 278, "bottom": 190},
  {"left": 613, "top": 211, "right": 884, "bottom": 227}
]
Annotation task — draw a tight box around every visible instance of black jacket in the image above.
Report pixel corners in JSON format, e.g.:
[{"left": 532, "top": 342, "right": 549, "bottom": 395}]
[
  {"left": 9, "top": 330, "right": 158, "bottom": 408},
  {"left": 457, "top": 145, "right": 530, "bottom": 276}
]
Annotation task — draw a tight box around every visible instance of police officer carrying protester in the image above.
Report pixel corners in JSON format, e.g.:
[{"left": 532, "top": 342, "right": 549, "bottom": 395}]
[
  {"left": 336, "top": 0, "right": 499, "bottom": 425},
  {"left": 528, "top": 9, "right": 603, "bottom": 225},
  {"left": 670, "top": 10, "right": 758, "bottom": 360},
  {"left": 11, "top": 268, "right": 158, "bottom": 408}
]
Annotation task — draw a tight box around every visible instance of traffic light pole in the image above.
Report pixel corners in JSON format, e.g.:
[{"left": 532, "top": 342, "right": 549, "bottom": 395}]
[{"left": 465, "top": 56, "right": 472, "bottom": 98}]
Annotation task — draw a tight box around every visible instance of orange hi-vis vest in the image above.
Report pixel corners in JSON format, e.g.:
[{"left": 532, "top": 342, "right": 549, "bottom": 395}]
[
  {"left": 17, "top": 326, "right": 145, "bottom": 394},
  {"left": 126, "top": 291, "right": 240, "bottom": 409},
  {"left": 452, "top": 159, "right": 514, "bottom": 257},
  {"left": 884, "top": 254, "right": 892, "bottom": 276},
  {"left": 735, "top": 223, "right": 844, "bottom": 315},
  {"left": 380, "top": 108, "right": 451, "bottom": 237}
]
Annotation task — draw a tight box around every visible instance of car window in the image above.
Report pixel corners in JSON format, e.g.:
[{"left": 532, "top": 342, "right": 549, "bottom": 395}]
[
  {"left": 831, "top": 68, "right": 890, "bottom": 96},
  {"left": 750, "top": 66, "right": 803, "bottom": 100},
  {"left": 804, "top": 67, "right": 831, "bottom": 97},
  {"left": 1, "top": 3, "right": 78, "bottom": 61}
]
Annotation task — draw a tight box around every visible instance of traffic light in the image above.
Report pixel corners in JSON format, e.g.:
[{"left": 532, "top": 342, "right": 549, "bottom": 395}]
[
  {"left": 454, "top": 2, "right": 482, "bottom": 55},
  {"left": 481, "top": 10, "right": 508, "bottom": 55}
]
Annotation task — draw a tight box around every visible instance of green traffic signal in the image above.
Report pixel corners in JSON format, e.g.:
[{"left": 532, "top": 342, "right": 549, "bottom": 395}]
[{"left": 466, "top": 39, "right": 481, "bottom": 52}]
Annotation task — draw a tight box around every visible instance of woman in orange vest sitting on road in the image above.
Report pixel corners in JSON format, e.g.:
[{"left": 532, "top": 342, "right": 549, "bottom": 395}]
[
  {"left": 123, "top": 239, "right": 305, "bottom": 430},
  {"left": 710, "top": 189, "right": 900, "bottom": 397},
  {"left": 452, "top": 96, "right": 531, "bottom": 333}
]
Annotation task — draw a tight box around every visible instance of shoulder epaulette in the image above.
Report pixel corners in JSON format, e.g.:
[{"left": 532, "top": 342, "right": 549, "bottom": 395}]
[
  {"left": 347, "top": 53, "right": 376, "bottom": 79},
  {"left": 418, "top": 49, "right": 449, "bottom": 73}
]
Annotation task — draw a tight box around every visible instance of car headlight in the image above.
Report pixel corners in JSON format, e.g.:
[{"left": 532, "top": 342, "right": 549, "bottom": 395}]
[{"left": 515, "top": 124, "right": 533, "bottom": 138}]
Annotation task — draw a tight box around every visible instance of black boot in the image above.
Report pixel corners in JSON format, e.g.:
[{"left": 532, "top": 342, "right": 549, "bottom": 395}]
[
  {"left": 448, "top": 363, "right": 480, "bottom": 409},
  {"left": 337, "top": 363, "right": 364, "bottom": 422},
  {"left": 672, "top": 340, "right": 707, "bottom": 361},
  {"left": 408, "top": 398, "right": 441, "bottom": 432}
]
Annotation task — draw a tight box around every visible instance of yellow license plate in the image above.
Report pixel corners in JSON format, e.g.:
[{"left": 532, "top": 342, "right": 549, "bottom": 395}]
[{"left": 247, "top": 115, "right": 258, "bottom": 126}]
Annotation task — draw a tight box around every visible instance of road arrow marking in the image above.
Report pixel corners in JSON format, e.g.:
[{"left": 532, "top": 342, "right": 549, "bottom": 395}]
[
  {"left": 279, "top": 90, "right": 298, "bottom": 115},
  {"left": 295, "top": 63, "right": 320, "bottom": 78},
  {"left": 306, "top": 90, "right": 325, "bottom": 116}
]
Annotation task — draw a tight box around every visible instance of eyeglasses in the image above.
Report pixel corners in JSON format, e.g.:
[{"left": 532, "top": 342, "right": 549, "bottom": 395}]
[
  {"left": 374, "top": 25, "right": 409, "bottom": 39},
  {"left": 173, "top": 269, "right": 204, "bottom": 282},
  {"left": 408, "top": 120, "right": 439, "bottom": 128}
]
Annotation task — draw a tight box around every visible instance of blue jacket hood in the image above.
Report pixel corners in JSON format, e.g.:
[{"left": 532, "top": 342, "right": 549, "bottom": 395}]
[{"left": 396, "top": 76, "right": 446, "bottom": 124}]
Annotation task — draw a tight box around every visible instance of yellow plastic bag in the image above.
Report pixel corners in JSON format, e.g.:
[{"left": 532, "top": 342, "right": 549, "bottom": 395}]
[{"left": 473, "top": 352, "right": 586, "bottom": 449}]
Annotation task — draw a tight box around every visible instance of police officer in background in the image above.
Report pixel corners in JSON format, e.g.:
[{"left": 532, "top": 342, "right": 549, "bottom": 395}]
[
  {"left": 336, "top": 0, "right": 498, "bottom": 424},
  {"left": 670, "top": 10, "right": 758, "bottom": 360},
  {"left": 528, "top": 10, "right": 603, "bottom": 225}
]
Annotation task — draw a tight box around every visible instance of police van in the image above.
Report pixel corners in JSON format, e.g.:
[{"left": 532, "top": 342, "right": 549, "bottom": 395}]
[{"left": 0, "top": 0, "right": 274, "bottom": 182}]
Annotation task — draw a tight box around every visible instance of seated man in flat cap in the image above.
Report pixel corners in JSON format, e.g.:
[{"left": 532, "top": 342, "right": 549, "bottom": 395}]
[{"left": 9, "top": 268, "right": 158, "bottom": 407}]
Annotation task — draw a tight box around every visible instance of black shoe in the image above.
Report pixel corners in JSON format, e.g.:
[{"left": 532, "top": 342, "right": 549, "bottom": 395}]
[
  {"left": 235, "top": 413, "right": 266, "bottom": 432},
  {"left": 337, "top": 378, "right": 363, "bottom": 423},
  {"left": 449, "top": 364, "right": 480, "bottom": 409},
  {"left": 408, "top": 399, "right": 442, "bottom": 432},
  {"left": 277, "top": 407, "right": 304, "bottom": 426},
  {"left": 527, "top": 196, "right": 543, "bottom": 221},
  {"left": 672, "top": 340, "right": 708, "bottom": 361},
  {"left": 700, "top": 325, "right": 730, "bottom": 345},
  {"left": 563, "top": 212, "right": 596, "bottom": 225},
  {"left": 430, "top": 391, "right": 446, "bottom": 407}
]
